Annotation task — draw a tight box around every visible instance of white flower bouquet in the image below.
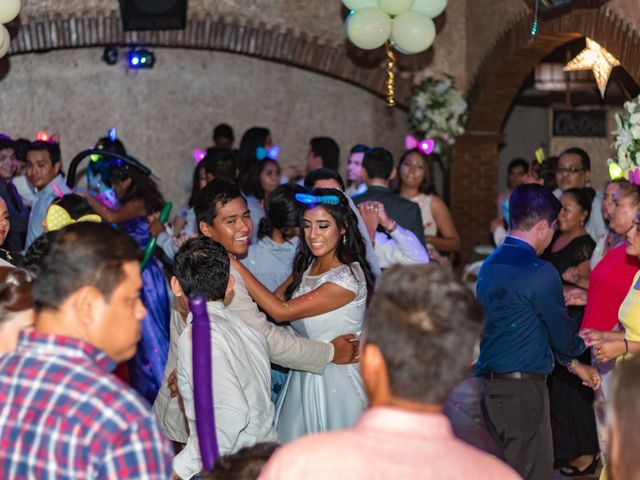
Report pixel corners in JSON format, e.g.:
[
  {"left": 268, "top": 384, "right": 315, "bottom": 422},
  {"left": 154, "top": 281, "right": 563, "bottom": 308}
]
[
  {"left": 609, "top": 95, "right": 640, "bottom": 180},
  {"left": 408, "top": 74, "right": 468, "bottom": 168}
]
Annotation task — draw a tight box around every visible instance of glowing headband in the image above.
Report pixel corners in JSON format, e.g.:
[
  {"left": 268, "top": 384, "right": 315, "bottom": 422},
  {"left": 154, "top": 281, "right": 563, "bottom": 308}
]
[
  {"left": 405, "top": 134, "right": 435, "bottom": 155},
  {"left": 256, "top": 145, "right": 280, "bottom": 161},
  {"left": 295, "top": 193, "right": 340, "bottom": 206}
]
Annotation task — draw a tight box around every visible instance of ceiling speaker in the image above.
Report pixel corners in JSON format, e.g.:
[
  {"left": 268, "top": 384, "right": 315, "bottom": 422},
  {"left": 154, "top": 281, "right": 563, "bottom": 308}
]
[{"left": 119, "top": 0, "right": 187, "bottom": 31}]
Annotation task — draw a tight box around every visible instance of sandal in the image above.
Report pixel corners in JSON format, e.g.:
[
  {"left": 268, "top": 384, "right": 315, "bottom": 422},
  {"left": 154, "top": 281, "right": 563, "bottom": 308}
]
[{"left": 560, "top": 454, "right": 599, "bottom": 477}]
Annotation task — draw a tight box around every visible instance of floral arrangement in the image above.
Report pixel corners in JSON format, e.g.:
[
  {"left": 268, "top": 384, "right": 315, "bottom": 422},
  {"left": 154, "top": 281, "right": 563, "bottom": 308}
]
[
  {"left": 608, "top": 95, "right": 640, "bottom": 180},
  {"left": 408, "top": 73, "right": 468, "bottom": 168}
]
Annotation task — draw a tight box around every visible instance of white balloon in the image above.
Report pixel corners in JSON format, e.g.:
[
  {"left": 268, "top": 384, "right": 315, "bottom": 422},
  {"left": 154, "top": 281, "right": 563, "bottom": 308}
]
[
  {"left": 0, "top": 0, "right": 20, "bottom": 24},
  {"left": 391, "top": 12, "right": 436, "bottom": 55},
  {"left": 342, "top": 0, "right": 379, "bottom": 11},
  {"left": 411, "top": 0, "right": 447, "bottom": 18},
  {"left": 0, "top": 25, "right": 10, "bottom": 59},
  {"left": 346, "top": 8, "right": 392, "bottom": 50},
  {"left": 377, "top": 0, "right": 414, "bottom": 16}
]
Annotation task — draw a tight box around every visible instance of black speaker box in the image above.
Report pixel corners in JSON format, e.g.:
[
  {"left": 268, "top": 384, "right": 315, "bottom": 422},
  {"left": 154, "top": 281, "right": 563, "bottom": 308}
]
[{"left": 119, "top": 0, "right": 187, "bottom": 31}]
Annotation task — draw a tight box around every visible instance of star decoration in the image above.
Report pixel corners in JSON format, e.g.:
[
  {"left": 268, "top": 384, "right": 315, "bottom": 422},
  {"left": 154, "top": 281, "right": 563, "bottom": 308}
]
[{"left": 563, "top": 38, "right": 620, "bottom": 98}]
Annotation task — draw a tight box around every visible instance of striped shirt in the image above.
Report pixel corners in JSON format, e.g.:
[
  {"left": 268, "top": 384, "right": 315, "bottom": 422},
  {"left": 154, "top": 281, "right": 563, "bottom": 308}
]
[{"left": 0, "top": 332, "right": 173, "bottom": 479}]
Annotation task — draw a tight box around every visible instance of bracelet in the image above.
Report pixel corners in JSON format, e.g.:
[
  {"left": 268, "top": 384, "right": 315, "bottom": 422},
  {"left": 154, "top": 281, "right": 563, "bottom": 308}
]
[
  {"left": 625, "top": 338, "right": 629, "bottom": 354},
  {"left": 384, "top": 220, "right": 398, "bottom": 233}
]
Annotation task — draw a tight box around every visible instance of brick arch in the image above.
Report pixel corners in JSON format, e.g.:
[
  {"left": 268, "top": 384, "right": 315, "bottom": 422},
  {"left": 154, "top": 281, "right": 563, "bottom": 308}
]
[
  {"left": 4, "top": 11, "right": 412, "bottom": 105},
  {"left": 451, "top": 6, "right": 640, "bottom": 260}
]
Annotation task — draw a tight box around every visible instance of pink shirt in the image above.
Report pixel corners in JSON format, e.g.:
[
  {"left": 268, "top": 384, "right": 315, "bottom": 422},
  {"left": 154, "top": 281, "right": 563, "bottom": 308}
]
[{"left": 259, "top": 407, "right": 519, "bottom": 480}]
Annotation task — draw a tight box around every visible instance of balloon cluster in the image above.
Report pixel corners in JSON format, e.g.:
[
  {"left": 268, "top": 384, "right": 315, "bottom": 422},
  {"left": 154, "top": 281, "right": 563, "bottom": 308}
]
[
  {"left": 0, "top": 0, "right": 20, "bottom": 59},
  {"left": 344, "top": 0, "right": 446, "bottom": 54}
]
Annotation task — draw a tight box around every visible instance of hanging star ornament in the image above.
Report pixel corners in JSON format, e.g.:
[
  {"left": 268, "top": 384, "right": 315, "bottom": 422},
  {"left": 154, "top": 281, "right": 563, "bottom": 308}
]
[{"left": 563, "top": 38, "right": 621, "bottom": 98}]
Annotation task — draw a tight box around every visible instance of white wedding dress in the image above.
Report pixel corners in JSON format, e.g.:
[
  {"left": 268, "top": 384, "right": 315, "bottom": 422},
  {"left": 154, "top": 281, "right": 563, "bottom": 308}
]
[{"left": 274, "top": 262, "right": 369, "bottom": 443}]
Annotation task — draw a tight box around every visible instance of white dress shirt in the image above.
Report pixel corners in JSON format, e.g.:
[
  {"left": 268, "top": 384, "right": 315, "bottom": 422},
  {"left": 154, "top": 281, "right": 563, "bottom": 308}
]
[
  {"left": 374, "top": 226, "right": 429, "bottom": 269},
  {"left": 174, "top": 301, "right": 276, "bottom": 479}
]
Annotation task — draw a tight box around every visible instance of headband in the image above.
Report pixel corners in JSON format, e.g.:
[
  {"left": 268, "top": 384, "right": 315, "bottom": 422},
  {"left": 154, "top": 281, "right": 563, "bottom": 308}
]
[
  {"left": 405, "top": 134, "right": 435, "bottom": 155},
  {"left": 45, "top": 205, "right": 102, "bottom": 232},
  {"left": 256, "top": 145, "right": 280, "bottom": 161},
  {"left": 295, "top": 193, "right": 340, "bottom": 206}
]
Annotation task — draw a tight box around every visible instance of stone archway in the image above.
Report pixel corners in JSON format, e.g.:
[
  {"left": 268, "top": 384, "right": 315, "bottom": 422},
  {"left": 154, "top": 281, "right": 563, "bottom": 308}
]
[
  {"left": 451, "top": 5, "right": 640, "bottom": 260},
  {"left": 4, "top": 11, "right": 413, "bottom": 105}
]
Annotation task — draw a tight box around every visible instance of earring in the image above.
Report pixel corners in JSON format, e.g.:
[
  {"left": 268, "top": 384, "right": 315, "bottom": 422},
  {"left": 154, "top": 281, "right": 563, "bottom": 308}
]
[{"left": 342, "top": 235, "right": 347, "bottom": 246}]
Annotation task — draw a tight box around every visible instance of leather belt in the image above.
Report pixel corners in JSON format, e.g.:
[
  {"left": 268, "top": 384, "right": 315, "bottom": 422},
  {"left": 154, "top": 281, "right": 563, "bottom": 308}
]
[{"left": 484, "top": 371, "right": 547, "bottom": 381}]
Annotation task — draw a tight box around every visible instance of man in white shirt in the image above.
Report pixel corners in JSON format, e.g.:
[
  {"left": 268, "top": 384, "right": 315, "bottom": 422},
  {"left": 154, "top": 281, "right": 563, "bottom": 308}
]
[{"left": 172, "top": 236, "right": 276, "bottom": 479}]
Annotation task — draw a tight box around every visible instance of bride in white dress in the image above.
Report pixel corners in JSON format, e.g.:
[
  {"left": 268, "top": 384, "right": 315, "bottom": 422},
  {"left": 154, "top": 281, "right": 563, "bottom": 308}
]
[{"left": 231, "top": 188, "right": 376, "bottom": 442}]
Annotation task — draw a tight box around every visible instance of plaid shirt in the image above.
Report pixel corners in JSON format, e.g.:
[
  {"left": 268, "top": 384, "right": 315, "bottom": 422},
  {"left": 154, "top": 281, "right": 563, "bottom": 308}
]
[{"left": 0, "top": 332, "right": 173, "bottom": 479}]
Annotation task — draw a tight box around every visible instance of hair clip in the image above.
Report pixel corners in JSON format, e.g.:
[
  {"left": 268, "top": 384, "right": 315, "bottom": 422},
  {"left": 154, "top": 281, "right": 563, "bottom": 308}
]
[
  {"left": 108, "top": 128, "right": 117, "bottom": 142},
  {"left": 295, "top": 193, "right": 340, "bottom": 206},
  {"left": 256, "top": 145, "right": 280, "bottom": 161},
  {"left": 405, "top": 135, "right": 435, "bottom": 155},
  {"left": 534, "top": 147, "right": 545, "bottom": 164},
  {"left": 45, "top": 204, "right": 102, "bottom": 232}
]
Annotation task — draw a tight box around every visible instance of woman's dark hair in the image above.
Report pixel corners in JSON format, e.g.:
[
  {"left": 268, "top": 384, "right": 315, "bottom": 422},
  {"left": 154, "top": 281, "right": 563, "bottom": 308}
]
[
  {"left": 530, "top": 157, "right": 558, "bottom": 191},
  {"left": 285, "top": 188, "right": 375, "bottom": 304},
  {"left": 562, "top": 187, "right": 595, "bottom": 223},
  {"left": 397, "top": 148, "right": 435, "bottom": 195},
  {"left": 0, "top": 267, "right": 34, "bottom": 324},
  {"left": 240, "top": 158, "right": 280, "bottom": 201},
  {"left": 111, "top": 165, "right": 165, "bottom": 213},
  {"left": 258, "top": 183, "right": 306, "bottom": 241},
  {"left": 95, "top": 136, "right": 127, "bottom": 156},
  {"left": 237, "top": 127, "right": 270, "bottom": 184},
  {"left": 303, "top": 168, "right": 346, "bottom": 191},
  {"left": 188, "top": 161, "right": 208, "bottom": 208},
  {"left": 23, "top": 231, "right": 55, "bottom": 275},
  {"left": 51, "top": 194, "right": 95, "bottom": 220}
]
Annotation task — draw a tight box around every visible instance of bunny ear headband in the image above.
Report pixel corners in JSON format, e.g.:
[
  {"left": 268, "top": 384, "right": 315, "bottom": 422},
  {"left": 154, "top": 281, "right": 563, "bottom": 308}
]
[
  {"left": 45, "top": 205, "right": 102, "bottom": 232},
  {"left": 256, "top": 145, "right": 280, "bottom": 161},
  {"left": 405, "top": 135, "right": 435, "bottom": 155},
  {"left": 295, "top": 193, "right": 340, "bottom": 206}
]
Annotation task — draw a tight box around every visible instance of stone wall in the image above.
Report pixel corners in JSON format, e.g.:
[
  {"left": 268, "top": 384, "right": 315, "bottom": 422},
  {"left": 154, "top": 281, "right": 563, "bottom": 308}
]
[{"left": 0, "top": 48, "right": 407, "bottom": 208}]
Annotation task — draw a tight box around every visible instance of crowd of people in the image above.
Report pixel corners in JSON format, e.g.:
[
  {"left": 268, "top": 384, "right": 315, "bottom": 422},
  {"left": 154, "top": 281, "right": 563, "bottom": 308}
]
[{"left": 0, "top": 125, "right": 638, "bottom": 480}]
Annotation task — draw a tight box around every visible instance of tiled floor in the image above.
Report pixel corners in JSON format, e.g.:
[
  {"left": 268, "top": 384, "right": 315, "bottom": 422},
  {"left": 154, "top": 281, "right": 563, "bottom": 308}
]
[{"left": 444, "top": 375, "right": 600, "bottom": 479}]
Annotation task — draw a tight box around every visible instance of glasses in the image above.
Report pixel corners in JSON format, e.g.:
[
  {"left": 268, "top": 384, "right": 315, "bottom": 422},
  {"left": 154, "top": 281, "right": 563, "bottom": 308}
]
[
  {"left": 557, "top": 166, "right": 584, "bottom": 175},
  {"left": 0, "top": 154, "right": 16, "bottom": 164}
]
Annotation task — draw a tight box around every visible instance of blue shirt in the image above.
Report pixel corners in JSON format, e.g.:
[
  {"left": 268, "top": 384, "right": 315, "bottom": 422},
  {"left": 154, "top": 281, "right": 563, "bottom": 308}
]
[
  {"left": 25, "top": 175, "right": 71, "bottom": 249},
  {"left": 475, "top": 236, "right": 585, "bottom": 376}
]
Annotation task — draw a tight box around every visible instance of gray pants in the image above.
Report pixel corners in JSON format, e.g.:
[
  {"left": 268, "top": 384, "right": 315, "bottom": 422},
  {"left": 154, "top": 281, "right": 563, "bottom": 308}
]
[{"left": 481, "top": 377, "right": 553, "bottom": 480}]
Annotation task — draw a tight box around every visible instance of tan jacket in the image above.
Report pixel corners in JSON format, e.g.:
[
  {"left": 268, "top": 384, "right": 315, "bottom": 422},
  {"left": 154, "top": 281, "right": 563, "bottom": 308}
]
[{"left": 228, "top": 265, "right": 334, "bottom": 375}]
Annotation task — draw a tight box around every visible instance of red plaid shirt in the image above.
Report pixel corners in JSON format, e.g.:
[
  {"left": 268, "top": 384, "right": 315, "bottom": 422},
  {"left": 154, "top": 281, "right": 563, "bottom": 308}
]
[{"left": 0, "top": 332, "right": 173, "bottom": 479}]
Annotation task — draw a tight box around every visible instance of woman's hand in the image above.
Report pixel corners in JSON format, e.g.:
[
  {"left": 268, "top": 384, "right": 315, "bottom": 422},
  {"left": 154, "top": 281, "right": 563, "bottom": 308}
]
[
  {"left": 580, "top": 328, "right": 616, "bottom": 347},
  {"left": 571, "top": 361, "right": 601, "bottom": 390},
  {"left": 357, "top": 202, "right": 378, "bottom": 242},
  {"left": 562, "top": 266, "right": 580, "bottom": 285},
  {"left": 564, "top": 288, "right": 587, "bottom": 306},
  {"left": 592, "top": 339, "right": 626, "bottom": 363}
]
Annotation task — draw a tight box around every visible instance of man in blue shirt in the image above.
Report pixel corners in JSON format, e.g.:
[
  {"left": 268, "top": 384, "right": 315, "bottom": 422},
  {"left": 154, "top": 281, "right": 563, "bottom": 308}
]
[{"left": 475, "top": 184, "right": 600, "bottom": 480}]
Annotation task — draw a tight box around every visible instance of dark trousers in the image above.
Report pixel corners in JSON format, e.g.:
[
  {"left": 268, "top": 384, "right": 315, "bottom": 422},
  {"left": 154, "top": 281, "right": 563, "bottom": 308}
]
[{"left": 480, "top": 378, "right": 553, "bottom": 480}]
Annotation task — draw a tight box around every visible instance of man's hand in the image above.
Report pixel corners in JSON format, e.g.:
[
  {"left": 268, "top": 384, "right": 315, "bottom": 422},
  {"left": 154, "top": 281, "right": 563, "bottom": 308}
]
[
  {"left": 331, "top": 334, "right": 360, "bottom": 364},
  {"left": 281, "top": 164, "right": 305, "bottom": 181},
  {"left": 147, "top": 212, "right": 165, "bottom": 238},
  {"left": 167, "top": 368, "right": 179, "bottom": 398}
]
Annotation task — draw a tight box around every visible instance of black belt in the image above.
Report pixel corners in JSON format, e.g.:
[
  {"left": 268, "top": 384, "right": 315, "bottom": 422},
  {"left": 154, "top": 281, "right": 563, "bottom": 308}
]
[{"left": 484, "top": 371, "right": 547, "bottom": 381}]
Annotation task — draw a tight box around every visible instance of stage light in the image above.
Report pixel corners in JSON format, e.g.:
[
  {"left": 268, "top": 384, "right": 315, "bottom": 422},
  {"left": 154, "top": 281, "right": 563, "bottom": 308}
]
[
  {"left": 102, "top": 46, "right": 118, "bottom": 65},
  {"left": 127, "top": 49, "right": 155, "bottom": 69}
]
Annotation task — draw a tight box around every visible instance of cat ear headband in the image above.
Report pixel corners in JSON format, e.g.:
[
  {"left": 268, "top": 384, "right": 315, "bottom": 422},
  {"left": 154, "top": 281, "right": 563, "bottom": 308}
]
[{"left": 45, "top": 204, "right": 102, "bottom": 232}]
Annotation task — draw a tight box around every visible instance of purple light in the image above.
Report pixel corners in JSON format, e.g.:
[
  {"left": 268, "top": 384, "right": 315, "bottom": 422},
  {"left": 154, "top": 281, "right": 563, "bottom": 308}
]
[{"left": 194, "top": 149, "right": 206, "bottom": 164}]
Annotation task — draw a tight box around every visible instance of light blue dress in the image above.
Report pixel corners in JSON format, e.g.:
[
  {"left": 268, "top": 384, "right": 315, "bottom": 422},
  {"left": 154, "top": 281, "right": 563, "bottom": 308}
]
[
  {"left": 275, "top": 262, "right": 368, "bottom": 443},
  {"left": 241, "top": 236, "right": 298, "bottom": 403}
]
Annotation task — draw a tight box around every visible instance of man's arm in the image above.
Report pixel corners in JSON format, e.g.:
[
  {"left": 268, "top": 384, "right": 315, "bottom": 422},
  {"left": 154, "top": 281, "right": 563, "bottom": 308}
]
[
  {"left": 374, "top": 227, "right": 429, "bottom": 268},
  {"left": 533, "top": 263, "right": 585, "bottom": 364},
  {"left": 227, "top": 271, "right": 335, "bottom": 374}
]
